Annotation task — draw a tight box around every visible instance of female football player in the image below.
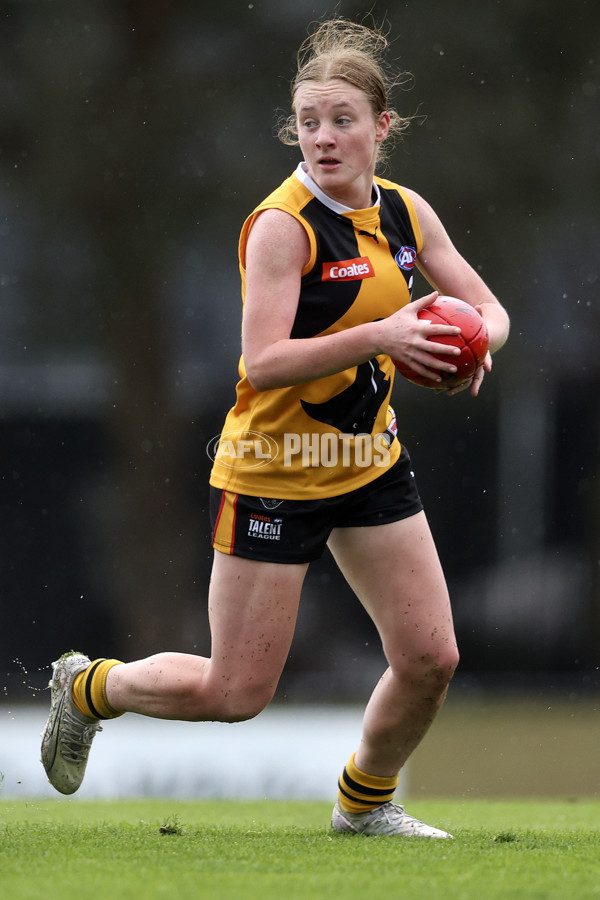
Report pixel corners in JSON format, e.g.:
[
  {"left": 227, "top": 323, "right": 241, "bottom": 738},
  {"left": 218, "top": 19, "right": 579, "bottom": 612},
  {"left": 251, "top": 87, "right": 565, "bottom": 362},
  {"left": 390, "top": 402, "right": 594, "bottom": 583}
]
[{"left": 42, "top": 18, "right": 509, "bottom": 837}]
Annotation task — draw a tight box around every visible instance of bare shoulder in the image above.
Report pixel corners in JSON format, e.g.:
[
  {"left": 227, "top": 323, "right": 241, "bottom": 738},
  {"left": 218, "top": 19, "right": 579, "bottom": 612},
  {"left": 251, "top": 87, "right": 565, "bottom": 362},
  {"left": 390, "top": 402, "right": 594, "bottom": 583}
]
[
  {"left": 246, "top": 208, "right": 311, "bottom": 270},
  {"left": 381, "top": 179, "right": 450, "bottom": 249},
  {"left": 401, "top": 186, "right": 443, "bottom": 233}
]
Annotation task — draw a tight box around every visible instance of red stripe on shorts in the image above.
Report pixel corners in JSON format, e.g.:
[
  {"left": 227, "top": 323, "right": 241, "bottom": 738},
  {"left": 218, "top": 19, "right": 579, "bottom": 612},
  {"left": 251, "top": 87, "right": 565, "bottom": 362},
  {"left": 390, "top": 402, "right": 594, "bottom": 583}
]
[{"left": 214, "top": 490, "right": 238, "bottom": 555}]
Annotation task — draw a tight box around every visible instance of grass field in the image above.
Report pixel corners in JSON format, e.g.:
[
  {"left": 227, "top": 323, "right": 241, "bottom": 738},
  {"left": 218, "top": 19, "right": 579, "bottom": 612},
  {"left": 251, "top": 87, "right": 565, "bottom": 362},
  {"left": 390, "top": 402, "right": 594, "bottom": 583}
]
[{"left": 1, "top": 798, "right": 599, "bottom": 900}]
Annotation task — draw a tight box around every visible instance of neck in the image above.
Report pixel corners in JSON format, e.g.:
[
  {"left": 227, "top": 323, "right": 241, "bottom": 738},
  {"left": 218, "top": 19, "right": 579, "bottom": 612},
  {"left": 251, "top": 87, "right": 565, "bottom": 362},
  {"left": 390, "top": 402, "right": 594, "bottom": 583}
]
[{"left": 297, "top": 163, "right": 379, "bottom": 211}]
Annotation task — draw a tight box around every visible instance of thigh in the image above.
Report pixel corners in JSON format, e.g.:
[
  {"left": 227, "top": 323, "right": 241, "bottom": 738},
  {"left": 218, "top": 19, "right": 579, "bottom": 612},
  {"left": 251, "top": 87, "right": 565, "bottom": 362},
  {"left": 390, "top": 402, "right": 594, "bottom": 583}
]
[
  {"left": 327, "top": 512, "right": 457, "bottom": 665},
  {"left": 207, "top": 550, "right": 308, "bottom": 687}
]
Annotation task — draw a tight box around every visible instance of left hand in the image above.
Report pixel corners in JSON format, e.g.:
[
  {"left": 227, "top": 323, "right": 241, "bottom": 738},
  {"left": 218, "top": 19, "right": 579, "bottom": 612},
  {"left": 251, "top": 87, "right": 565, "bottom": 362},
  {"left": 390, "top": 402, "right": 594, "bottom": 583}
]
[
  {"left": 438, "top": 303, "right": 493, "bottom": 397},
  {"left": 439, "top": 349, "right": 491, "bottom": 397}
]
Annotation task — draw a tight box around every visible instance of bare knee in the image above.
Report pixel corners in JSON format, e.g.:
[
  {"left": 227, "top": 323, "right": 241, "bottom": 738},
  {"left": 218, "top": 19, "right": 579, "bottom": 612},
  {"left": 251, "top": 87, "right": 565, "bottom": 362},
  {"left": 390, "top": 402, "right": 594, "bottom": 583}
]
[
  {"left": 214, "top": 683, "right": 275, "bottom": 723},
  {"left": 390, "top": 641, "right": 459, "bottom": 697},
  {"left": 433, "top": 642, "right": 460, "bottom": 682},
  {"left": 430, "top": 644, "right": 459, "bottom": 693},
  {"left": 179, "top": 676, "right": 276, "bottom": 723}
]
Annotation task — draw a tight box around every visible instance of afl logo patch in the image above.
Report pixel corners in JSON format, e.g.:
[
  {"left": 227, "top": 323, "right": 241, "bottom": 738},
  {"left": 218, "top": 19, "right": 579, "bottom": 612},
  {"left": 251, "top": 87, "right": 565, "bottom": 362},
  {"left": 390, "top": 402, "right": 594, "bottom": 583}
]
[{"left": 395, "top": 246, "right": 417, "bottom": 271}]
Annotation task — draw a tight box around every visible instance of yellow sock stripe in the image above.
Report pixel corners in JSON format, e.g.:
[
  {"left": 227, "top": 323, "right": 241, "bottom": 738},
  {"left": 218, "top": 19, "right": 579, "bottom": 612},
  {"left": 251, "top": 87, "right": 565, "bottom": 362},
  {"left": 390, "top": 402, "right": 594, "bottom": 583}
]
[
  {"left": 337, "top": 753, "right": 399, "bottom": 814},
  {"left": 72, "top": 658, "right": 124, "bottom": 719}
]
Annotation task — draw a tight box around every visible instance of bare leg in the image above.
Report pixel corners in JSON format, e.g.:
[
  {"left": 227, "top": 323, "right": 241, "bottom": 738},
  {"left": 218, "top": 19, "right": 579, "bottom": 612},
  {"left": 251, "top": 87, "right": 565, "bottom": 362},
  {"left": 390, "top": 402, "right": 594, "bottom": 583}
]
[
  {"left": 104, "top": 551, "right": 308, "bottom": 722},
  {"left": 328, "top": 512, "right": 459, "bottom": 776}
]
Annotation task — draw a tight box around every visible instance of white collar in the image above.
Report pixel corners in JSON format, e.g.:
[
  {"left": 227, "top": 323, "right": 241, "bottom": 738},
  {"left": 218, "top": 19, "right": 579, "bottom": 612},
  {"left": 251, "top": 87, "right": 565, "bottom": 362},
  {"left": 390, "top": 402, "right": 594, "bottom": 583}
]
[{"left": 295, "top": 162, "right": 380, "bottom": 213}]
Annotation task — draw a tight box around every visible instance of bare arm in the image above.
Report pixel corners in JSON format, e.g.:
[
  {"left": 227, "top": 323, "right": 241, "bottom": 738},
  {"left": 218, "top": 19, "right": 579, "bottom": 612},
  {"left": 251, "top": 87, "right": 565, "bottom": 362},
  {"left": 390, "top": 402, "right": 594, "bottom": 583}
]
[
  {"left": 405, "top": 188, "right": 510, "bottom": 395},
  {"left": 406, "top": 188, "right": 510, "bottom": 355},
  {"left": 242, "top": 208, "right": 461, "bottom": 391}
]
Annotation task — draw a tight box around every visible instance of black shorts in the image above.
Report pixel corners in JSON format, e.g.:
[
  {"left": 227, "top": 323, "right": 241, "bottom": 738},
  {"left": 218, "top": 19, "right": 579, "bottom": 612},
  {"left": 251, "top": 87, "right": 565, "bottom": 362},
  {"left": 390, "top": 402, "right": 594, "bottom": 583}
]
[{"left": 210, "top": 445, "right": 423, "bottom": 564}]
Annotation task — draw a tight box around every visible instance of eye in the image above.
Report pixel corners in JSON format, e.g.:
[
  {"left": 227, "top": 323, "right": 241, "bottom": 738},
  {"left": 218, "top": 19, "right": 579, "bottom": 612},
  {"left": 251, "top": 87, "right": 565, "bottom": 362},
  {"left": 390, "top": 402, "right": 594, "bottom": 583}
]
[
  {"left": 336, "top": 116, "right": 352, "bottom": 126},
  {"left": 302, "top": 118, "right": 318, "bottom": 130}
]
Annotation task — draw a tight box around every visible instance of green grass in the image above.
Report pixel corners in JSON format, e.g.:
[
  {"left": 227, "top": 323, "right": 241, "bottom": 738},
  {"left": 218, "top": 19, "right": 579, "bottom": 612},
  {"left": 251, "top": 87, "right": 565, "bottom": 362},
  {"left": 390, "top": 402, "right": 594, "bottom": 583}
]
[{"left": 1, "top": 799, "right": 599, "bottom": 900}]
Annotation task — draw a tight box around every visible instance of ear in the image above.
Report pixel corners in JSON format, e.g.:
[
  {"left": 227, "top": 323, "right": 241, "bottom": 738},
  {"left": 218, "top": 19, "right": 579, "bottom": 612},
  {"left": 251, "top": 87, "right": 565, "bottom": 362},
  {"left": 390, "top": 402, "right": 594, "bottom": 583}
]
[{"left": 375, "top": 111, "right": 391, "bottom": 143}]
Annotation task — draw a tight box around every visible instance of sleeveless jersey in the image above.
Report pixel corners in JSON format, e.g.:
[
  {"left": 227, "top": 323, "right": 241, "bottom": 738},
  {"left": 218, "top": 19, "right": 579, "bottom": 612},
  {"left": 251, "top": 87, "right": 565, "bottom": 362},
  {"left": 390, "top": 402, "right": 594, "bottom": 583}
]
[{"left": 209, "top": 163, "right": 423, "bottom": 500}]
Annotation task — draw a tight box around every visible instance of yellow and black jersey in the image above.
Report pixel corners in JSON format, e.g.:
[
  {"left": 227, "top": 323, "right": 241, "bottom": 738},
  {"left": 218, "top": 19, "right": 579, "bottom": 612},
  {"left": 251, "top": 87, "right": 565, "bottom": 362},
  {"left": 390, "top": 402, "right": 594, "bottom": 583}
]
[{"left": 209, "top": 162, "right": 423, "bottom": 500}]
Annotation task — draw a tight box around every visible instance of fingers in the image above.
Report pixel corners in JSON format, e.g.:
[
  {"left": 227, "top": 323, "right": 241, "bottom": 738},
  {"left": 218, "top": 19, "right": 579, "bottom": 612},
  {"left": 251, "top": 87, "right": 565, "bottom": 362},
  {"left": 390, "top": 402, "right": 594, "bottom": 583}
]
[
  {"left": 469, "top": 367, "right": 485, "bottom": 397},
  {"left": 411, "top": 289, "right": 439, "bottom": 310},
  {"left": 421, "top": 337, "right": 462, "bottom": 357},
  {"left": 444, "top": 363, "right": 485, "bottom": 397},
  {"left": 405, "top": 351, "right": 459, "bottom": 383}
]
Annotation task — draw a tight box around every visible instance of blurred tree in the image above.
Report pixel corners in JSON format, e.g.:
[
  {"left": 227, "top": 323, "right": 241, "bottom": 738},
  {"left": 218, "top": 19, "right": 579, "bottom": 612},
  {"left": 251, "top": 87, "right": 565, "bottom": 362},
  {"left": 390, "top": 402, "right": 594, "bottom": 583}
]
[
  {"left": 1, "top": 1, "right": 221, "bottom": 657},
  {"left": 0, "top": 0, "right": 366, "bottom": 661}
]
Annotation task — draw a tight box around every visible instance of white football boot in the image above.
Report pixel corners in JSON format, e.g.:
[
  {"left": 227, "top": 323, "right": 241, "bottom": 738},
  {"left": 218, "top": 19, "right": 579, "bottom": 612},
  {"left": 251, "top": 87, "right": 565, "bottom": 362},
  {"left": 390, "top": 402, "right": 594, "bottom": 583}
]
[
  {"left": 41, "top": 651, "right": 102, "bottom": 795},
  {"left": 332, "top": 801, "right": 453, "bottom": 838}
]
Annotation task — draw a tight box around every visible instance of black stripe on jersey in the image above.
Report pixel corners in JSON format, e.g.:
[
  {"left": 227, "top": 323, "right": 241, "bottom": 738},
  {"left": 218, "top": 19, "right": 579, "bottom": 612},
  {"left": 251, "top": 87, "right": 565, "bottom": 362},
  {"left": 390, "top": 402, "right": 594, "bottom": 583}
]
[
  {"left": 300, "top": 358, "right": 390, "bottom": 435},
  {"left": 290, "top": 198, "right": 362, "bottom": 339},
  {"left": 378, "top": 187, "right": 418, "bottom": 292}
]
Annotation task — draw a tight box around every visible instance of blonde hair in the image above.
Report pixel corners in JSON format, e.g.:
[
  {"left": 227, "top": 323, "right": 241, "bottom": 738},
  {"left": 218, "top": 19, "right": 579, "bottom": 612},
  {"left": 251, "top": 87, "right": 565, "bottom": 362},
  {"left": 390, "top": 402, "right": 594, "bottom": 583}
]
[{"left": 278, "top": 18, "right": 412, "bottom": 165}]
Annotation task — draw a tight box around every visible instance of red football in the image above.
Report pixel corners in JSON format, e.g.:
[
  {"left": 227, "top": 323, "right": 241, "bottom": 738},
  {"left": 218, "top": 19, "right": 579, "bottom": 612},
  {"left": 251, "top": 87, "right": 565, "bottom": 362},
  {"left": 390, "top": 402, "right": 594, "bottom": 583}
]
[{"left": 392, "top": 296, "right": 489, "bottom": 389}]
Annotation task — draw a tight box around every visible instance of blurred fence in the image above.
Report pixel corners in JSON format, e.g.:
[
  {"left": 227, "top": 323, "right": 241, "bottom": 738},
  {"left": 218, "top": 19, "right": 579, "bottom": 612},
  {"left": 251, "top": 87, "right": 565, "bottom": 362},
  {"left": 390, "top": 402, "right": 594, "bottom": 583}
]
[{"left": 2, "top": 693, "right": 598, "bottom": 800}]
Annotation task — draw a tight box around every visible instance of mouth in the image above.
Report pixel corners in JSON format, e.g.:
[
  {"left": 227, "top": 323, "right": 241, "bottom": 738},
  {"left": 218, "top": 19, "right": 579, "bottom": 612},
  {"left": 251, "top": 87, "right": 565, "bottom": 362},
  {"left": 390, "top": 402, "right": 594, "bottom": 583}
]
[{"left": 318, "top": 156, "right": 341, "bottom": 170}]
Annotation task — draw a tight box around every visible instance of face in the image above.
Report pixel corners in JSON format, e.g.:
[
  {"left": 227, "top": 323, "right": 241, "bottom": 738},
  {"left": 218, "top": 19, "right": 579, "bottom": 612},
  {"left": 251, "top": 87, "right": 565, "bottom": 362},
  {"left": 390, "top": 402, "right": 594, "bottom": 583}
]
[{"left": 294, "top": 79, "right": 390, "bottom": 209}]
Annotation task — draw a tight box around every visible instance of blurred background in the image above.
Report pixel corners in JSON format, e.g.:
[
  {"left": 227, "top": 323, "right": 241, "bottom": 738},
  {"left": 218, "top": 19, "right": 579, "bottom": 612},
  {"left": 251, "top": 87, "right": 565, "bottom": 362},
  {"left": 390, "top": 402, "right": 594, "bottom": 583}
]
[{"left": 1, "top": 0, "right": 599, "bottom": 724}]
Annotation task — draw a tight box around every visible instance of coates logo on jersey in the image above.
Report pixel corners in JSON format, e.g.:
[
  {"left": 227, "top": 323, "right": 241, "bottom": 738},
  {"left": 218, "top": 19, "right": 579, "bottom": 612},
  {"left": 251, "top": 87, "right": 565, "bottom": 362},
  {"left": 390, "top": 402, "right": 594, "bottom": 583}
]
[
  {"left": 322, "top": 256, "right": 375, "bottom": 282},
  {"left": 395, "top": 246, "right": 417, "bottom": 271}
]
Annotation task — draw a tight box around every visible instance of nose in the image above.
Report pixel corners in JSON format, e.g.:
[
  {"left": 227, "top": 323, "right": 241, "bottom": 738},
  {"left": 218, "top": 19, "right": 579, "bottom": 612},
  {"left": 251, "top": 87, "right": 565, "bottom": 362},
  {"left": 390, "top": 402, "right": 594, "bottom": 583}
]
[{"left": 315, "top": 123, "right": 335, "bottom": 148}]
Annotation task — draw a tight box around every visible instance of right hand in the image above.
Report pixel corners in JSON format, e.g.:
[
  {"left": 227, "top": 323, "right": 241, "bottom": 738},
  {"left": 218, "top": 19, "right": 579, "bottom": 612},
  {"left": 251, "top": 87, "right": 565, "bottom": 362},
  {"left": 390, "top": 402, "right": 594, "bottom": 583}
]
[{"left": 377, "top": 291, "right": 462, "bottom": 385}]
